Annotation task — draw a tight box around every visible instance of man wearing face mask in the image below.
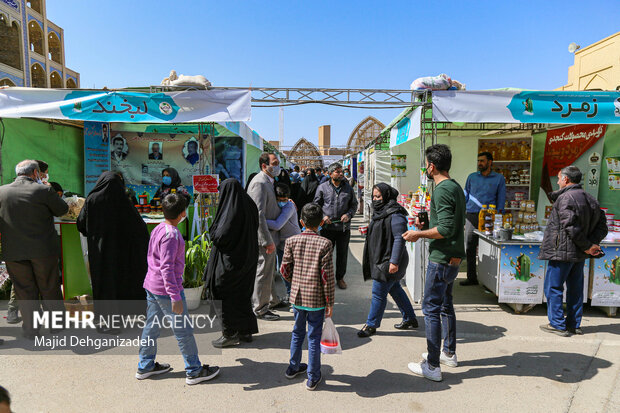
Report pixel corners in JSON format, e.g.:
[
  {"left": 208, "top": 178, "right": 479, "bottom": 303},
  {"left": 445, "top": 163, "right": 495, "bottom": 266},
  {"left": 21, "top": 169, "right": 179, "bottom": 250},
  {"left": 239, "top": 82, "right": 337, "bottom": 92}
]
[
  {"left": 314, "top": 162, "right": 358, "bottom": 289},
  {"left": 0, "top": 160, "right": 68, "bottom": 339},
  {"left": 246, "top": 153, "right": 283, "bottom": 321}
]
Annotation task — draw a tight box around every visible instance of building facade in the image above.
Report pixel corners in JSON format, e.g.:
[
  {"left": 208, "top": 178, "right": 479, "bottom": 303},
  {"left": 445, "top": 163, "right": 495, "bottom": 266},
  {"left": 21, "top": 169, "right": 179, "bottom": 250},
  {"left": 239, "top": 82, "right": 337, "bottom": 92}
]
[
  {"left": 0, "top": 0, "right": 79, "bottom": 88},
  {"left": 558, "top": 31, "right": 620, "bottom": 91}
]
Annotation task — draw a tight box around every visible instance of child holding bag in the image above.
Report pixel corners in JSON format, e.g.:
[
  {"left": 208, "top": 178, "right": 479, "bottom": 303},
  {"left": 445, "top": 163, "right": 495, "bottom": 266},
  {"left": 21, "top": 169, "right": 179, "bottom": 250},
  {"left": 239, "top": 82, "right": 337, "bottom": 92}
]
[{"left": 280, "top": 203, "right": 335, "bottom": 391}]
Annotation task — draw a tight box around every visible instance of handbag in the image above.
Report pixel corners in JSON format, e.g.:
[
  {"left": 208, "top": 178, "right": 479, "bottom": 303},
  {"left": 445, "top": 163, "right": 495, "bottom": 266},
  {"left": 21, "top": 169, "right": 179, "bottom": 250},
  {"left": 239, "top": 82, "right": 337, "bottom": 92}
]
[{"left": 320, "top": 317, "right": 342, "bottom": 355}]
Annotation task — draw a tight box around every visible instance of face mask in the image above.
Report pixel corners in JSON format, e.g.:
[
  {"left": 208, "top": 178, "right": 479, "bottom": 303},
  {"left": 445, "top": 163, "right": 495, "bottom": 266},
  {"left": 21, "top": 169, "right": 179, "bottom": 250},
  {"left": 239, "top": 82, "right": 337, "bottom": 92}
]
[
  {"left": 42, "top": 174, "right": 49, "bottom": 183},
  {"left": 344, "top": 173, "right": 350, "bottom": 178},
  {"left": 317, "top": 225, "right": 322, "bottom": 232},
  {"left": 372, "top": 200, "right": 384, "bottom": 210},
  {"left": 268, "top": 165, "right": 281, "bottom": 177},
  {"left": 179, "top": 214, "right": 186, "bottom": 223},
  {"left": 426, "top": 166, "right": 433, "bottom": 181},
  {"left": 277, "top": 201, "right": 288, "bottom": 208},
  {"left": 162, "top": 176, "right": 172, "bottom": 186}
]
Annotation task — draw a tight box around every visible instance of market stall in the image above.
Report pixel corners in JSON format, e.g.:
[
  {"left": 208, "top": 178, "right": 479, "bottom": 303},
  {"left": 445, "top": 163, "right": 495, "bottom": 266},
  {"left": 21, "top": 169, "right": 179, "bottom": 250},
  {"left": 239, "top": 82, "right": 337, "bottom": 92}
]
[
  {"left": 372, "top": 89, "right": 620, "bottom": 312},
  {"left": 0, "top": 86, "right": 262, "bottom": 300}
]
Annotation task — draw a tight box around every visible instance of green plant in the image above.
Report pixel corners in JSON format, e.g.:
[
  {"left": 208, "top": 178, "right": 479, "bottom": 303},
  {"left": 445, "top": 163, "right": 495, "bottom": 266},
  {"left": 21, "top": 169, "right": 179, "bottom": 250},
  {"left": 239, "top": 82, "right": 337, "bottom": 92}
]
[{"left": 183, "top": 232, "right": 212, "bottom": 288}]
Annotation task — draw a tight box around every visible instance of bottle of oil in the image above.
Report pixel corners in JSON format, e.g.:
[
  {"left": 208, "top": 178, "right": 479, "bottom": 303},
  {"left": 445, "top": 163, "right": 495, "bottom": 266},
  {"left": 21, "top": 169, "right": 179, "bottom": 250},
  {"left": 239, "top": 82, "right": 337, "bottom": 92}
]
[
  {"left": 485, "top": 204, "right": 496, "bottom": 235},
  {"left": 478, "top": 205, "right": 488, "bottom": 232}
]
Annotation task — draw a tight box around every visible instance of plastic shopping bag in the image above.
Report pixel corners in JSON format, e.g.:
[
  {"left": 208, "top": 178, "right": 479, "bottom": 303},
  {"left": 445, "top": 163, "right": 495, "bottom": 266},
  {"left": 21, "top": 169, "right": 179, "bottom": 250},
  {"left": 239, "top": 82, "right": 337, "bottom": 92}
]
[{"left": 320, "top": 317, "right": 342, "bottom": 355}]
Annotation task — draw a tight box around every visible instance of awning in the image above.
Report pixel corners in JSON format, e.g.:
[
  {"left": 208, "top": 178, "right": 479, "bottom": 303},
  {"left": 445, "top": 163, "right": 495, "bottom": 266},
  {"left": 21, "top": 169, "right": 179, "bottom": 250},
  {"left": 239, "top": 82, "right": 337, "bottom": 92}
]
[{"left": 0, "top": 87, "right": 251, "bottom": 123}]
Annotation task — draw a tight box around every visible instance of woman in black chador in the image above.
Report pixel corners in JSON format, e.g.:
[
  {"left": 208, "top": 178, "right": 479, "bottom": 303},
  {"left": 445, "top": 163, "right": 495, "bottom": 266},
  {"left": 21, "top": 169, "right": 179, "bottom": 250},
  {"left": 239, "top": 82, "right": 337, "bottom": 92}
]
[
  {"left": 205, "top": 178, "right": 259, "bottom": 348},
  {"left": 77, "top": 172, "right": 149, "bottom": 332}
]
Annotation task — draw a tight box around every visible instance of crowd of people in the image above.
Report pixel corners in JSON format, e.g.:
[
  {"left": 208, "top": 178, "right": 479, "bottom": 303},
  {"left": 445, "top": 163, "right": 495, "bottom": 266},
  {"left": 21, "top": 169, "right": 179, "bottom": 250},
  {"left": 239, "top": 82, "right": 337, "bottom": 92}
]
[{"left": 0, "top": 147, "right": 608, "bottom": 388}]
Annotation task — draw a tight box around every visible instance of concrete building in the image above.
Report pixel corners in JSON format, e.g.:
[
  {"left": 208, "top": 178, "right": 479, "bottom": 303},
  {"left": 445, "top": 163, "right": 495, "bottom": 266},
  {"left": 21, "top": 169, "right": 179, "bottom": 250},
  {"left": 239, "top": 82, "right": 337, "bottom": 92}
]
[
  {"left": 0, "top": 0, "right": 79, "bottom": 88},
  {"left": 558, "top": 31, "right": 620, "bottom": 91}
]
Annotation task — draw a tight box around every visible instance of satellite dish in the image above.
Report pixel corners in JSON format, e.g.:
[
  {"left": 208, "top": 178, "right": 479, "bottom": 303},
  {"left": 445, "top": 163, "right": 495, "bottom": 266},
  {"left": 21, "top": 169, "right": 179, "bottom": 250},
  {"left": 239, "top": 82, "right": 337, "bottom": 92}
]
[{"left": 568, "top": 42, "right": 581, "bottom": 53}]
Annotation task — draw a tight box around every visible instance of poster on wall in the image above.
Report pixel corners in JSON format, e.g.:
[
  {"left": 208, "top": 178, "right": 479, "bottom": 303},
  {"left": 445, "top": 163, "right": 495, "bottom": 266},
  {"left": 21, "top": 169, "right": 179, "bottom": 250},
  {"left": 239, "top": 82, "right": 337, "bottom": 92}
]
[
  {"left": 540, "top": 124, "right": 606, "bottom": 200},
  {"left": 110, "top": 131, "right": 202, "bottom": 197},
  {"left": 606, "top": 157, "right": 620, "bottom": 190},
  {"left": 84, "top": 122, "right": 111, "bottom": 195},
  {"left": 213, "top": 136, "right": 244, "bottom": 183},
  {"left": 498, "top": 244, "right": 545, "bottom": 304},
  {"left": 591, "top": 246, "right": 620, "bottom": 306},
  {"left": 391, "top": 155, "right": 407, "bottom": 177}
]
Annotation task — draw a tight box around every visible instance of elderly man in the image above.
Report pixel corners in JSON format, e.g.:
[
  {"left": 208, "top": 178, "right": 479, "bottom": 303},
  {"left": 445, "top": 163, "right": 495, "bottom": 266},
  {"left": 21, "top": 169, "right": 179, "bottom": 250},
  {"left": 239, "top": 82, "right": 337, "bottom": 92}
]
[
  {"left": 539, "top": 166, "right": 608, "bottom": 337},
  {"left": 314, "top": 162, "right": 358, "bottom": 289},
  {"left": 0, "top": 160, "right": 68, "bottom": 339},
  {"left": 246, "top": 153, "right": 283, "bottom": 321},
  {"left": 149, "top": 143, "right": 163, "bottom": 160}
]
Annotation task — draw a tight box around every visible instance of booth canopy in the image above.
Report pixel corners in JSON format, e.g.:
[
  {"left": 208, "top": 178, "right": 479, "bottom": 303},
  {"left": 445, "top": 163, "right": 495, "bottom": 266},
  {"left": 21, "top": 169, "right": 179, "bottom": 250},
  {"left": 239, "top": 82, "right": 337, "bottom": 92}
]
[
  {"left": 0, "top": 87, "right": 251, "bottom": 123},
  {"left": 432, "top": 90, "right": 620, "bottom": 124}
]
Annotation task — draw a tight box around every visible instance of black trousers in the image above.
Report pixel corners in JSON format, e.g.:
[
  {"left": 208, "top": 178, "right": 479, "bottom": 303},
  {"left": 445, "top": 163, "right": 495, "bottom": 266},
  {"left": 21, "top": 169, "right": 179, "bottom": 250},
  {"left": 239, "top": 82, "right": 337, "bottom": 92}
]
[
  {"left": 6, "top": 255, "right": 64, "bottom": 335},
  {"left": 465, "top": 213, "right": 479, "bottom": 282},
  {"left": 321, "top": 229, "right": 351, "bottom": 281}
]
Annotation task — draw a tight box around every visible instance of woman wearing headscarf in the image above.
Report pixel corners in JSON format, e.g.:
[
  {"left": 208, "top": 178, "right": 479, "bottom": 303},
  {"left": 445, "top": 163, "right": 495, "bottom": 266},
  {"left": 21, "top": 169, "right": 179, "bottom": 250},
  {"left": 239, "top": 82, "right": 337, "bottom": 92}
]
[
  {"left": 358, "top": 183, "right": 418, "bottom": 338},
  {"left": 153, "top": 168, "right": 190, "bottom": 207},
  {"left": 77, "top": 172, "right": 149, "bottom": 333},
  {"left": 204, "top": 178, "right": 259, "bottom": 348},
  {"left": 296, "top": 168, "right": 319, "bottom": 212}
]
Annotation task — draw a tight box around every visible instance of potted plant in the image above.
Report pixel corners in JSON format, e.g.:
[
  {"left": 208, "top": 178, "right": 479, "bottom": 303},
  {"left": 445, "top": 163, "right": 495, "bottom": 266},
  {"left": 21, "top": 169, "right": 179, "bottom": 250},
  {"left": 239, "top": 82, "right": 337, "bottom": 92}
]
[{"left": 183, "top": 232, "right": 211, "bottom": 310}]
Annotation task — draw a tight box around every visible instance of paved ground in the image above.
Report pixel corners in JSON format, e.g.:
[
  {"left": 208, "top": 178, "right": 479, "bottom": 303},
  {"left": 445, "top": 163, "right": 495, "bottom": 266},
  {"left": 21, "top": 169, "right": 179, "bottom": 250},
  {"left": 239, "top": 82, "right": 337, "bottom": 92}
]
[{"left": 1, "top": 217, "right": 619, "bottom": 412}]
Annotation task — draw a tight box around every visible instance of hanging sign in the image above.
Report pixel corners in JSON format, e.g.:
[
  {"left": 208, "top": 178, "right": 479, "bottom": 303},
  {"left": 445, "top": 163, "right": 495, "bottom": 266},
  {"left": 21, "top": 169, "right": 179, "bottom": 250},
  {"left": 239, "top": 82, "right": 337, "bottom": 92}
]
[
  {"left": 432, "top": 90, "right": 620, "bottom": 124},
  {"left": 193, "top": 175, "right": 219, "bottom": 193}
]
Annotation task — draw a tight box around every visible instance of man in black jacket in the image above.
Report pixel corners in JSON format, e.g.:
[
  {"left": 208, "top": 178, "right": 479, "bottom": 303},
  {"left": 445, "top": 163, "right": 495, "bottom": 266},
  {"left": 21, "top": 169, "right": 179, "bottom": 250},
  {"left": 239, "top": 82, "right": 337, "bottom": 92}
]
[
  {"left": 538, "top": 166, "right": 608, "bottom": 337},
  {"left": 314, "top": 162, "right": 358, "bottom": 289}
]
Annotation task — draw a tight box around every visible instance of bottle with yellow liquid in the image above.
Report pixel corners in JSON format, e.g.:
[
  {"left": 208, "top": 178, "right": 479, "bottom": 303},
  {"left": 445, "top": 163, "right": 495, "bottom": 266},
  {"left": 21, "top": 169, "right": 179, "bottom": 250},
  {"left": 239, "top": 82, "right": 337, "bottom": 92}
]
[
  {"left": 478, "top": 205, "right": 488, "bottom": 232},
  {"left": 485, "top": 204, "right": 496, "bottom": 235},
  {"left": 499, "top": 143, "right": 508, "bottom": 161}
]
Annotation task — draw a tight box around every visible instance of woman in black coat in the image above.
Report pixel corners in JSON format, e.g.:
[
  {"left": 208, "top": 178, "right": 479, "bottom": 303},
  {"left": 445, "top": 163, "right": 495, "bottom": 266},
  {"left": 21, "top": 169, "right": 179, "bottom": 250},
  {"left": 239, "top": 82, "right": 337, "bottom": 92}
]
[
  {"left": 296, "top": 168, "right": 319, "bottom": 211},
  {"left": 77, "top": 172, "right": 149, "bottom": 332},
  {"left": 358, "top": 183, "right": 418, "bottom": 337},
  {"left": 205, "top": 178, "right": 259, "bottom": 348}
]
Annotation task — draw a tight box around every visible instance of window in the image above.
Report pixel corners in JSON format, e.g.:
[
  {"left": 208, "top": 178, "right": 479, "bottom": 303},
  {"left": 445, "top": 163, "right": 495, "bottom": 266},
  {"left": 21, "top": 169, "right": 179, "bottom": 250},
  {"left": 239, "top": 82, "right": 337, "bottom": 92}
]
[
  {"left": 48, "top": 31, "right": 62, "bottom": 63},
  {"left": 0, "top": 78, "right": 16, "bottom": 87},
  {"left": 66, "top": 78, "right": 77, "bottom": 88},
  {"left": 49, "top": 71, "right": 62, "bottom": 88},
  {"left": 0, "top": 17, "right": 22, "bottom": 70},
  {"left": 28, "top": 20, "right": 43, "bottom": 55},
  {"left": 27, "top": 0, "right": 42, "bottom": 14},
  {"left": 31, "top": 63, "right": 46, "bottom": 88}
]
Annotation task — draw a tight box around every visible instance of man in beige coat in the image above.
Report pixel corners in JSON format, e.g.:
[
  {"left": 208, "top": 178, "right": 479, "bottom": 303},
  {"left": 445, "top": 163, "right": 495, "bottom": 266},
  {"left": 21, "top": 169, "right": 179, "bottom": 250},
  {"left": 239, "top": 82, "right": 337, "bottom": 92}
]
[{"left": 246, "top": 153, "right": 282, "bottom": 321}]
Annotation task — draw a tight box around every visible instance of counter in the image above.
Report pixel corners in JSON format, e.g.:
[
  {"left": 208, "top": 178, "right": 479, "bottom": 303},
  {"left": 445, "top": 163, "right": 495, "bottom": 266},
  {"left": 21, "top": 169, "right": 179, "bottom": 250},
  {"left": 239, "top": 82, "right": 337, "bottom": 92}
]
[{"left": 476, "top": 230, "right": 620, "bottom": 314}]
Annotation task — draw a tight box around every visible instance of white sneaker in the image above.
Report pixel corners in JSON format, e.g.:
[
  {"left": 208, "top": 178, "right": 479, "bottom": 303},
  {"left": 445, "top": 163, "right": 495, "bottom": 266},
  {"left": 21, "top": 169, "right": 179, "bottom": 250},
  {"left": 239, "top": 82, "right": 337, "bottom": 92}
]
[
  {"left": 408, "top": 360, "right": 442, "bottom": 382},
  {"left": 422, "top": 351, "right": 458, "bottom": 367}
]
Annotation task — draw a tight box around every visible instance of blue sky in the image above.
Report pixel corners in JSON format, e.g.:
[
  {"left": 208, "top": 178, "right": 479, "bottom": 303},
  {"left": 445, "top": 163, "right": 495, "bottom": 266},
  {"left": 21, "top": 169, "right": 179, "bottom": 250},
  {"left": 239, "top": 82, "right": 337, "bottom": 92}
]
[{"left": 47, "top": 0, "right": 619, "bottom": 148}]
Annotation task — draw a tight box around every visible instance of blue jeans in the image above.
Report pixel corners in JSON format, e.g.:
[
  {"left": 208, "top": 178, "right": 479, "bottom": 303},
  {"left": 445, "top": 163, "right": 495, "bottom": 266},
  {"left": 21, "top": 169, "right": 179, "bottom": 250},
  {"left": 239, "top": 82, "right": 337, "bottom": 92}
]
[
  {"left": 422, "top": 261, "right": 458, "bottom": 368},
  {"left": 366, "top": 278, "right": 416, "bottom": 328},
  {"left": 544, "top": 260, "right": 585, "bottom": 330},
  {"left": 290, "top": 308, "right": 325, "bottom": 382},
  {"left": 138, "top": 289, "right": 202, "bottom": 376},
  {"left": 277, "top": 248, "right": 291, "bottom": 296}
]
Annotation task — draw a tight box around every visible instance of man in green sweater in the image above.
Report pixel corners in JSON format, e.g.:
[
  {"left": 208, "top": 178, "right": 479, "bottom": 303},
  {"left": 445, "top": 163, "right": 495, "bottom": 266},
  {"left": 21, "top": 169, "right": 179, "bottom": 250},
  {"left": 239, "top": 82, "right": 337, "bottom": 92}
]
[{"left": 403, "top": 144, "right": 465, "bottom": 382}]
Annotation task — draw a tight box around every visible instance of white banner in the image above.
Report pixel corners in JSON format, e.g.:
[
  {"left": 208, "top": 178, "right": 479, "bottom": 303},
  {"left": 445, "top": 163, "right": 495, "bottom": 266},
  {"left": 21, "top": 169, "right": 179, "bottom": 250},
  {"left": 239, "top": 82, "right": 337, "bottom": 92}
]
[
  {"left": 0, "top": 87, "right": 251, "bottom": 123},
  {"left": 390, "top": 106, "right": 421, "bottom": 147},
  {"left": 432, "top": 90, "right": 620, "bottom": 124}
]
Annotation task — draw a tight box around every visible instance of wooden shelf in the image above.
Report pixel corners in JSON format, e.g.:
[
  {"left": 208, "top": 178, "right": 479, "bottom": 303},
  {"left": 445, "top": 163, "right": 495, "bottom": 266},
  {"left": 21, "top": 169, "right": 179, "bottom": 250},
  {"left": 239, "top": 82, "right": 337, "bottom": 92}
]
[{"left": 494, "top": 160, "right": 531, "bottom": 163}]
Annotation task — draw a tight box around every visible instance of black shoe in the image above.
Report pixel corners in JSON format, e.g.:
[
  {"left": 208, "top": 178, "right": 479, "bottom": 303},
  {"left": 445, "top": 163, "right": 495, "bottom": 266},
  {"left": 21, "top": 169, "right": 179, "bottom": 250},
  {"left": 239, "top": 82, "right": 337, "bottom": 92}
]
[
  {"left": 539, "top": 324, "right": 569, "bottom": 337},
  {"left": 96, "top": 326, "right": 121, "bottom": 335},
  {"left": 306, "top": 375, "right": 321, "bottom": 391},
  {"left": 6, "top": 308, "right": 21, "bottom": 324},
  {"left": 272, "top": 300, "right": 291, "bottom": 310},
  {"left": 568, "top": 327, "right": 584, "bottom": 335},
  {"left": 23, "top": 331, "right": 42, "bottom": 340},
  {"left": 135, "top": 362, "right": 171, "bottom": 380},
  {"left": 186, "top": 365, "right": 220, "bottom": 385},
  {"left": 357, "top": 324, "right": 376, "bottom": 338},
  {"left": 257, "top": 311, "right": 280, "bottom": 321},
  {"left": 394, "top": 318, "right": 419, "bottom": 330},
  {"left": 285, "top": 363, "right": 308, "bottom": 379},
  {"left": 460, "top": 279, "right": 479, "bottom": 286},
  {"left": 238, "top": 334, "right": 253, "bottom": 343},
  {"left": 212, "top": 334, "right": 240, "bottom": 348}
]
